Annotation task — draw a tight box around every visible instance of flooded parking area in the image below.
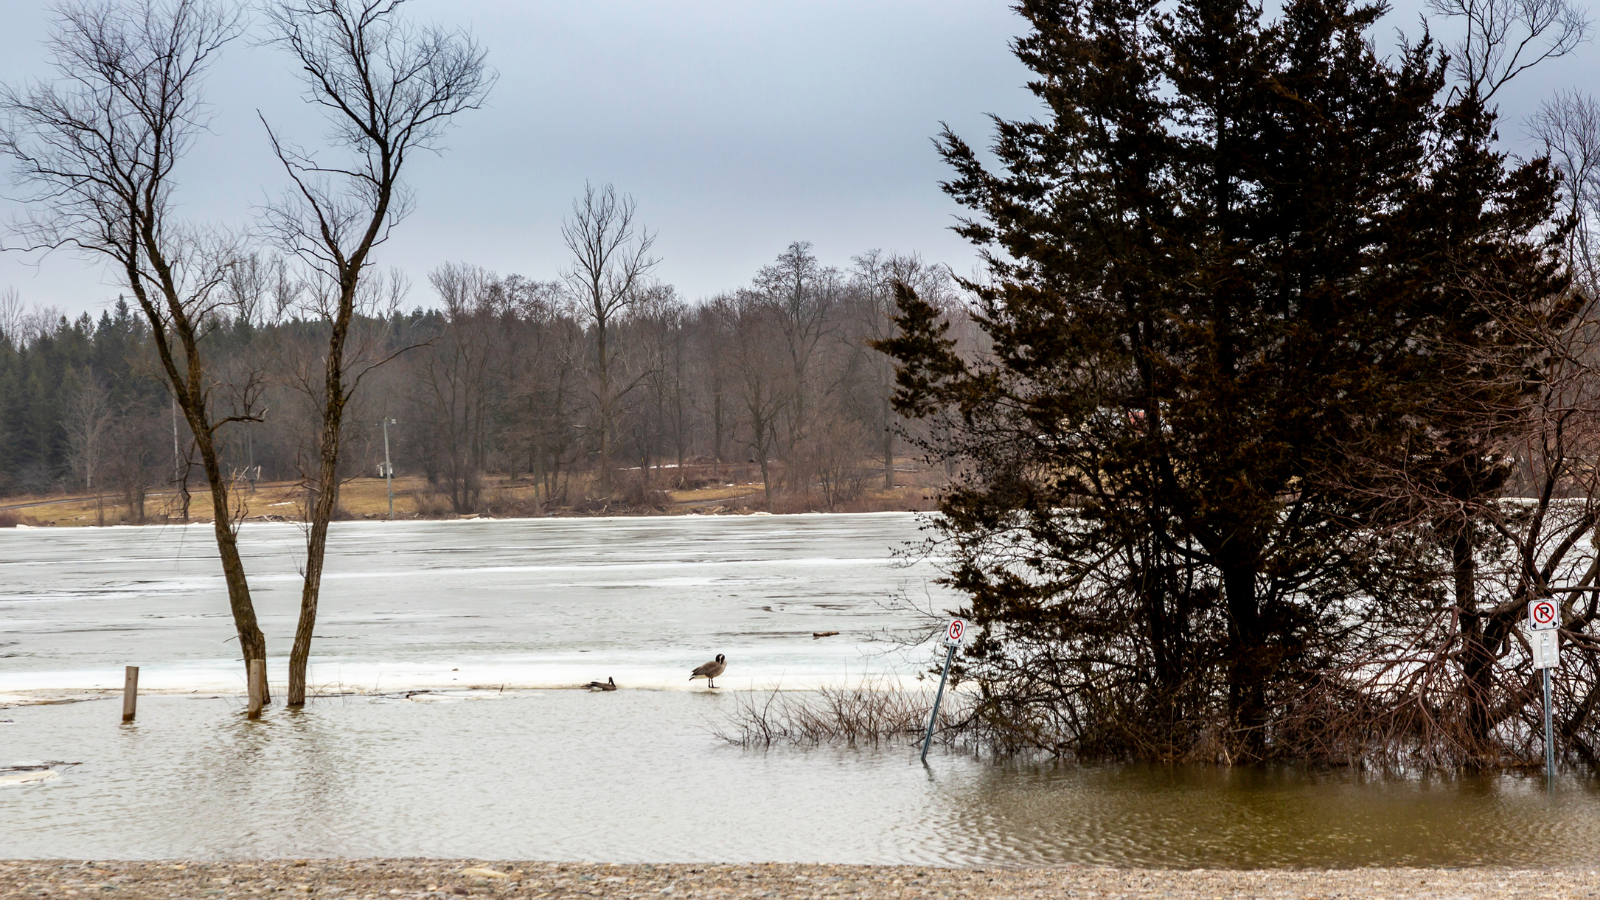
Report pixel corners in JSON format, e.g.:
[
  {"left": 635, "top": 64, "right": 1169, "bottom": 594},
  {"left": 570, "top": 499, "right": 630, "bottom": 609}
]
[
  {"left": 7, "top": 691, "right": 1600, "bottom": 867},
  {"left": 7, "top": 514, "right": 1600, "bottom": 867}
]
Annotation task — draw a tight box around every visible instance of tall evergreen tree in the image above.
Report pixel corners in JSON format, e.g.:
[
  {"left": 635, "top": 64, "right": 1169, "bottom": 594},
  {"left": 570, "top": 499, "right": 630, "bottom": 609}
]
[{"left": 880, "top": 0, "right": 1569, "bottom": 760}]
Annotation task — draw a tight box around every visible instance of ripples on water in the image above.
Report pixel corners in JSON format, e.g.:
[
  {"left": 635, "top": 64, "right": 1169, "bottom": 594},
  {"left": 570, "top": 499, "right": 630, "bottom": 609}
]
[
  {"left": 6, "top": 516, "right": 1599, "bottom": 866},
  {"left": 5, "top": 692, "right": 1599, "bottom": 867}
]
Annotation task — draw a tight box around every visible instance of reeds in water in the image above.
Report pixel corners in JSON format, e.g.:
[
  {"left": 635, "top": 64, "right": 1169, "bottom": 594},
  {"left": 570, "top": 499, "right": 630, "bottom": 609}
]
[{"left": 714, "top": 677, "right": 964, "bottom": 748}]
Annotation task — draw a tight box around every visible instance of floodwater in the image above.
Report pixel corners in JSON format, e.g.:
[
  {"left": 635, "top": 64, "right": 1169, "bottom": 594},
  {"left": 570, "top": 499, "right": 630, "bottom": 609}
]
[
  {"left": 6, "top": 692, "right": 1600, "bottom": 866},
  {"left": 6, "top": 514, "right": 1600, "bottom": 867}
]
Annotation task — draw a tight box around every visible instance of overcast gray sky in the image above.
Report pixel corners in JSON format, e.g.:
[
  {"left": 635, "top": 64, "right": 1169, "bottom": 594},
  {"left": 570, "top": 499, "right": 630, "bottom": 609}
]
[
  {"left": 0, "top": 0, "right": 1039, "bottom": 317},
  {"left": 0, "top": 0, "right": 1594, "bottom": 318}
]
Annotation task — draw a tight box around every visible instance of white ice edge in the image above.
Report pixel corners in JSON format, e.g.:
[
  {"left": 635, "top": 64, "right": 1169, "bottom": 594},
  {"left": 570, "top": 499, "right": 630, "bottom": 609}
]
[{"left": 0, "top": 657, "right": 941, "bottom": 704}]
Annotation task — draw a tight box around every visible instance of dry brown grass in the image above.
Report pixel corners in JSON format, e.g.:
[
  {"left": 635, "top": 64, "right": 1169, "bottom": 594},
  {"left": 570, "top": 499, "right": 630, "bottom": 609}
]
[
  {"left": 2, "top": 462, "right": 949, "bottom": 526},
  {"left": 713, "top": 678, "right": 965, "bottom": 749},
  {"left": 666, "top": 484, "right": 764, "bottom": 504},
  {"left": 769, "top": 487, "right": 940, "bottom": 515}
]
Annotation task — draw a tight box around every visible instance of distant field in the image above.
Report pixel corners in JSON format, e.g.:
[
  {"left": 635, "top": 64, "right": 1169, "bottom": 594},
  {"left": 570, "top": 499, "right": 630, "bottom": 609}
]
[{"left": 0, "top": 470, "right": 940, "bottom": 527}]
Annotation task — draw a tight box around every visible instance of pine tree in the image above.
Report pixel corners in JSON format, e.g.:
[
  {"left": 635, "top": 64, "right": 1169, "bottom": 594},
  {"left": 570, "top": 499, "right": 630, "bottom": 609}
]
[{"left": 881, "top": 0, "right": 1569, "bottom": 760}]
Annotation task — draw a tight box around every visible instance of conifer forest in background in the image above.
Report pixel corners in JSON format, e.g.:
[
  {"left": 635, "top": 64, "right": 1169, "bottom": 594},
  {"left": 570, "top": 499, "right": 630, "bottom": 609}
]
[{"left": 0, "top": 240, "right": 968, "bottom": 516}]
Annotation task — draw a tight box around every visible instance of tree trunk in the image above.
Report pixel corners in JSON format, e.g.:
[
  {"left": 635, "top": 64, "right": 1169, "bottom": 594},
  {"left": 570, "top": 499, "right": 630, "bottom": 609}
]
[
  {"left": 1452, "top": 524, "right": 1495, "bottom": 745},
  {"left": 288, "top": 466, "right": 337, "bottom": 706},
  {"left": 759, "top": 454, "right": 772, "bottom": 509},
  {"left": 882, "top": 393, "right": 895, "bottom": 490},
  {"left": 288, "top": 302, "right": 352, "bottom": 707},
  {"left": 713, "top": 391, "right": 724, "bottom": 479},
  {"left": 178, "top": 454, "right": 191, "bottom": 523},
  {"left": 596, "top": 320, "right": 612, "bottom": 495},
  {"left": 1222, "top": 560, "right": 1266, "bottom": 758},
  {"left": 195, "top": 428, "right": 270, "bottom": 703}
]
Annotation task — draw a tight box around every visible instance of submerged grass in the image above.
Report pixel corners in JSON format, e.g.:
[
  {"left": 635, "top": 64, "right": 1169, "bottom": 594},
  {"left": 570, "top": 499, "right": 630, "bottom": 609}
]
[{"left": 714, "top": 677, "right": 966, "bottom": 749}]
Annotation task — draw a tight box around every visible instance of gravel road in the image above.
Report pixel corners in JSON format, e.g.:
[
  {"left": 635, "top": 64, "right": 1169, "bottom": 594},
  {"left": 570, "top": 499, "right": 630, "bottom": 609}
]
[{"left": 2, "top": 861, "right": 1596, "bottom": 899}]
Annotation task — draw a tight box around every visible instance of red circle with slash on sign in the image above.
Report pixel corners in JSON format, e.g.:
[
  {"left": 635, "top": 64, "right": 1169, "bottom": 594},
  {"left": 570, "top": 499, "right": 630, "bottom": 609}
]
[
  {"left": 945, "top": 619, "right": 965, "bottom": 645},
  {"left": 1529, "top": 599, "right": 1558, "bottom": 628}
]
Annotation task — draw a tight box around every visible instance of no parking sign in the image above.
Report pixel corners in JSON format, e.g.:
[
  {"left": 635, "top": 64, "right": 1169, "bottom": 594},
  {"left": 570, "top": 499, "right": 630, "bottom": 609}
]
[
  {"left": 944, "top": 618, "right": 966, "bottom": 647},
  {"left": 1529, "top": 599, "right": 1559, "bottom": 630}
]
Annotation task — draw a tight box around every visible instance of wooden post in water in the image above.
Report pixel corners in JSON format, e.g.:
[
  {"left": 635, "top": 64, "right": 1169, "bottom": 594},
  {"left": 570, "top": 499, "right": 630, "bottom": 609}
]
[
  {"left": 122, "top": 666, "right": 139, "bottom": 722},
  {"left": 247, "top": 659, "right": 266, "bottom": 719}
]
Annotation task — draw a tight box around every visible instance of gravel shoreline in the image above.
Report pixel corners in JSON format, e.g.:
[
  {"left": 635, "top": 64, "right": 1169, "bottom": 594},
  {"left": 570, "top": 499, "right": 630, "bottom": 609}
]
[{"left": 2, "top": 861, "right": 1596, "bottom": 899}]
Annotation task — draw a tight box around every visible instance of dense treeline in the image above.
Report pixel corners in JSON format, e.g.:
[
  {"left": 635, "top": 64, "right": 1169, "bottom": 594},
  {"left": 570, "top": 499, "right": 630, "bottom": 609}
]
[
  {"left": 881, "top": 0, "right": 1600, "bottom": 769},
  {"left": 0, "top": 241, "right": 968, "bottom": 516},
  {"left": 0, "top": 296, "right": 169, "bottom": 515}
]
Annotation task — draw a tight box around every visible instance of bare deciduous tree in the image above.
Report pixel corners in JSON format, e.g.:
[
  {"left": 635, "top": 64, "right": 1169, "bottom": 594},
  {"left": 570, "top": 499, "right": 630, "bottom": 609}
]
[
  {"left": 755, "top": 242, "right": 836, "bottom": 456},
  {"left": 0, "top": 287, "right": 23, "bottom": 343},
  {"left": 561, "top": 183, "right": 658, "bottom": 494},
  {"left": 849, "top": 251, "right": 953, "bottom": 490},
  {"left": 261, "top": 0, "right": 492, "bottom": 706},
  {"left": 718, "top": 292, "right": 788, "bottom": 508},
  {"left": 1533, "top": 91, "right": 1600, "bottom": 294},
  {"left": 418, "top": 262, "right": 500, "bottom": 512},
  {"left": 1427, "top": 0, "right": 1590, "bottom": 100},
  {"left": 0, "top": 0, "right": 271, "bottom": 690},
  {"left": 63, "top": 372, "right": 113, "bottom": 525},
  {"left": 504, "top": 276, "right": 580, "bottom": 506}
]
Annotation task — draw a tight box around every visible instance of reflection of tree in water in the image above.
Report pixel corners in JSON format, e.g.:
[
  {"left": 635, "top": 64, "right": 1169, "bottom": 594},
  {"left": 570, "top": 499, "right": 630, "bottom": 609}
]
[{"left": 933, "top": 761, "right": 1587, "bottom": 868}]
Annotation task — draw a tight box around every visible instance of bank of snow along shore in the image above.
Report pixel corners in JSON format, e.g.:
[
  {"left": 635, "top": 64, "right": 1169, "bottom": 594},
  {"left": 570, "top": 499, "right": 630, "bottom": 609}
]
[{"left": 1, "top": 861, "right": 1595, "bottom": 899}]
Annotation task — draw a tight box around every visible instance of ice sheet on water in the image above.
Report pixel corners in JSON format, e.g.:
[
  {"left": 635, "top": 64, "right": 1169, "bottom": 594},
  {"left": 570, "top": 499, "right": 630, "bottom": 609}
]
[{"left": 0, "top": 513, "right": 948, "bottom": 696}]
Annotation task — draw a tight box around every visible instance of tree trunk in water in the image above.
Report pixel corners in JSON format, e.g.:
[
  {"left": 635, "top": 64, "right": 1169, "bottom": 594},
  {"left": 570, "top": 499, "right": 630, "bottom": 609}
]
[
  {"left": 288, "top": 467, "right": 337, "bottom": 707},
  {"left": 1453, "top": 525, "right": 1494, "bottom": 746},
  {"left": 288, "top": 308, "right": 351, "bottom": 707},
  {"left": 1222, "top": 561, "right": 1266, "bottom": 758},
  {"left": 288, "top": 414, "right": 343, "bottom": 705},
  {"left": 195, "top": 433, "right": 269, "bottom": 703}
]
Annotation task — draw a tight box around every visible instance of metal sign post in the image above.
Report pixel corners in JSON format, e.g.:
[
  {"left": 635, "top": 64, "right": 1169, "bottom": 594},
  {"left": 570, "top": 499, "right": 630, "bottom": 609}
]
[
  {"left": 921, "top": 618, "right": 965, "bottom": 764},
  {"left": 381, "top": 418, "right": 397, "bottom": 520},
  {"left": 1529, "top": 600, "right": 1559, "bottom": 785},
  {"left": 1544, "top": 665, "right": 1555, "bottom": 784}
]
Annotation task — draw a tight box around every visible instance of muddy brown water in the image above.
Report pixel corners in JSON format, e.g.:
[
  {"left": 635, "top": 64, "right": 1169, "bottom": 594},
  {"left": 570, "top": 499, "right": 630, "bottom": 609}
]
[
  {"left": 4, "top": 691, "right": 1600, "bottom": 867},
  {"left": 5, "top": 514, "right": 1600, "bottom": 866}
]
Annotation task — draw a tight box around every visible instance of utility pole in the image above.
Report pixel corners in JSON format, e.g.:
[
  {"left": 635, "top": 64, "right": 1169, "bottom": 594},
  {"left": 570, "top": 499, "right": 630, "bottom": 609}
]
[{"left": 382, "top": 418, "right": 397, "bottom": 520}]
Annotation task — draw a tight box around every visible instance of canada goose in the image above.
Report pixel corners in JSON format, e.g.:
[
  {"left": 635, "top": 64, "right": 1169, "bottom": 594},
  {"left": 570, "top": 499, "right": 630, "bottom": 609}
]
[
  {"left": 584, "top": 677, "right": 618, "bottom": 691},
  {"left": 690, "top": 654, "right": 727, "bottom": 688}
]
